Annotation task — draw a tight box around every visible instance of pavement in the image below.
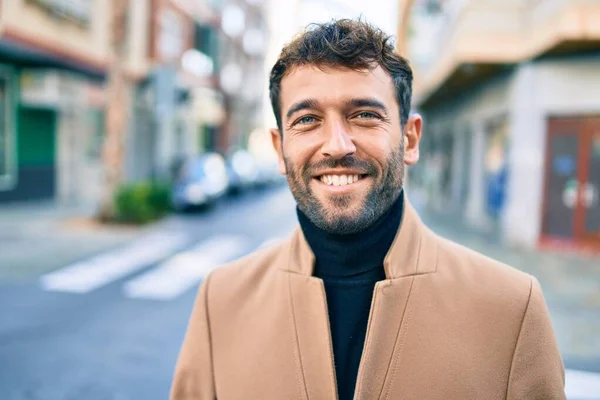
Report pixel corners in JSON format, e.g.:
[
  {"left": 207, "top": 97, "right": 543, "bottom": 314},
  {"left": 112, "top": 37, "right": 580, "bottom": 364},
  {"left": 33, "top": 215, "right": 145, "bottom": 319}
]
[
  {"left": 0, "top": 201, "right": 145, "bottom": 282},
  {"left": 0, "top": 187, "right": 598, "bottom": 399}
]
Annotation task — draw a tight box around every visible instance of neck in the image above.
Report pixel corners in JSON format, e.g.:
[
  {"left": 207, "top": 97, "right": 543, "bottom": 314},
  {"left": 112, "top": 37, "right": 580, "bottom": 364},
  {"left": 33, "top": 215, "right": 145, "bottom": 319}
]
[{"left": 297, "top": 191, "right": 404, "bottom": 277}]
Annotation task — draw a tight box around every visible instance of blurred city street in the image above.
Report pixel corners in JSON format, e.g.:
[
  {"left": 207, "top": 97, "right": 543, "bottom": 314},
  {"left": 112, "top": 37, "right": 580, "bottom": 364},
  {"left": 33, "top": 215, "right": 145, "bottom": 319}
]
[
  {"left": 0, "top": 187, "right": 297, "bottom": 400},
  {"left": 1, "top": 0, "right": 600, "bottom": 398},
  {"left": 0, "top": 186, "right": 598, "bottom": 399}
]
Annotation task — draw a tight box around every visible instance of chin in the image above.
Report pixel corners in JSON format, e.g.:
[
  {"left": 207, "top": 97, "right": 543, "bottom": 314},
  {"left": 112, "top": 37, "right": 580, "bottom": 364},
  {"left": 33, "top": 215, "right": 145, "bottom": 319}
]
[
  {"left": 321, "top": 202, "right": 362, "bottom": 222},
  {"left": 318, "top": 194, "right": 354, "bottom": 210},
  {"left": 320, "top": 215, "right": 364, "bottom": 235}
]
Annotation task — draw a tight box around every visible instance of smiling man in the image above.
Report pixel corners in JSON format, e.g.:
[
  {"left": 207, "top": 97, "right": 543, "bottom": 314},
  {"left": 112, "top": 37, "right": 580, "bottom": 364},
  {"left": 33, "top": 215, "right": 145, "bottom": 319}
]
[{"left": 171, "top": 20, "right": 565, "bottom": 400}]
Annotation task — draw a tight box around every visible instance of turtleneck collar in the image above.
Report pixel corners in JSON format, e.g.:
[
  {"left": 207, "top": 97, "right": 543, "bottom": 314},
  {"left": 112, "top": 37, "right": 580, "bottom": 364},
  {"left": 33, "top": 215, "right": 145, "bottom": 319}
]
[{"left": 297, "top": 191, "right": 404, "bottom": 278}]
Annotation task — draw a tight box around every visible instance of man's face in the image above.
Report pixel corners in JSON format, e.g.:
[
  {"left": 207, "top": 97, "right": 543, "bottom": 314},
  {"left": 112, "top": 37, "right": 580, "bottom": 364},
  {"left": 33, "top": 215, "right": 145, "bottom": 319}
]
[{"left": 271, "top": 65, "right": 421, "bottom": 235}]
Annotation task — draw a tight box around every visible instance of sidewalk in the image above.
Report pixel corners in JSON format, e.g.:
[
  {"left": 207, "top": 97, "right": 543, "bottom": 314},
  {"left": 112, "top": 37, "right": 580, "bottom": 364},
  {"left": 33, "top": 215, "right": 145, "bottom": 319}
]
[
  {"left": 0, "top": 201, "right": 152, "bottom": 282},
  {"left": 418, "top": 206, "right": 600, "bottom": 372}
]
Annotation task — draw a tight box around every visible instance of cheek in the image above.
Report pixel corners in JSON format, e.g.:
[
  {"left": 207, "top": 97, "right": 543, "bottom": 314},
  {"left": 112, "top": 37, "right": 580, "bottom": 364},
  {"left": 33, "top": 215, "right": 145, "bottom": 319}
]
[
  {"left": 284, "top": 137, "right": 320, "bottom": 169},
  {"left": 355, "top": 139, "right": 392, "bottom": 170}
]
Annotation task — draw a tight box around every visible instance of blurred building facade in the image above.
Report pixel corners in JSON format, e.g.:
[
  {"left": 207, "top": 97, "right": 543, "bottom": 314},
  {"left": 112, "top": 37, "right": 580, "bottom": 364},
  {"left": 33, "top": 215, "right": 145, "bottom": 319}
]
[
  {"left": 0, "top": 0, "right": 267, "bottom": 205},
  {"left": 404, "top": 0, "right": 600, "bottom": 252},
  {"left": 0, "top": 0, "right": 110, "bottom": 204}
]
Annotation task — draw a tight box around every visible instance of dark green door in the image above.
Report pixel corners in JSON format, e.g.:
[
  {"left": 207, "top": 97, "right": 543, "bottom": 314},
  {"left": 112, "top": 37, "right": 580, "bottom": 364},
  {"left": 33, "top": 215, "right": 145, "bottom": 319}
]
[{"left": 0, "top": 107, "right": 57, "bottom": 202}]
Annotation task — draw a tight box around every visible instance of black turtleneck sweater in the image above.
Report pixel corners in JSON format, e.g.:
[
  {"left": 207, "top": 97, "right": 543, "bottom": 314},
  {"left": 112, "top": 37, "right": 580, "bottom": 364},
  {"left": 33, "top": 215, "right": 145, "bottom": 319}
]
[{"left": 297, "top": 193, "right": 404, "bottom": 400}]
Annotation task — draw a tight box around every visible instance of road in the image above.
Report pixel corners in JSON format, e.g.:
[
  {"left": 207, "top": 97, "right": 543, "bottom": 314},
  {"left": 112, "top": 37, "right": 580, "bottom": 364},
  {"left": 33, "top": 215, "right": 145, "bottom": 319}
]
[
  {"left": 0, "top": 187, "right": 297, "bottom": 400},
  {"left": 0, "top": 186, "right": 599, "bottom": 399}
]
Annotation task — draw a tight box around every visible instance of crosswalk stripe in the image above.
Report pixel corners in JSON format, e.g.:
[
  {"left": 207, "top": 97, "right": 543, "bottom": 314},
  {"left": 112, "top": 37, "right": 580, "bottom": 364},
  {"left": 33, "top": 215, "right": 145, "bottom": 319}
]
[
  {"left": 40, "top": 232, "right": 189, "bottom": 294},
  {"left": 565, "top": 369, "right": 600, "bottom": 399},
  {"left": 258, "top": 236, "right": 283, "bottom": 250},
  {"left": 257, "top": 225, "right": 296, "bottom": 250},
  {"left": 123, "top": 234, "right": 249, "bottom": 300}
]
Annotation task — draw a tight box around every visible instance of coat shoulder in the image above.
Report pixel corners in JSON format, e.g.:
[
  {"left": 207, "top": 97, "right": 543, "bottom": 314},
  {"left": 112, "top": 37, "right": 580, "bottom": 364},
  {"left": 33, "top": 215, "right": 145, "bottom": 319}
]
[
  {"left": 433, "top": 233, "right": 534, "bottom": 300},
  {"left": 204, "top": 236, "right": 290, "bottom": 304}
]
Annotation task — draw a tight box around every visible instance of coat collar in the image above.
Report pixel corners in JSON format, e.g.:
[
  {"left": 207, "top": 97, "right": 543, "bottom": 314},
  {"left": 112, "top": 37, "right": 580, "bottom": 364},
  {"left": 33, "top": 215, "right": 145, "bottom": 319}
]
[{"left": 280, "top": 191, "right": 438, "bottom": 279}]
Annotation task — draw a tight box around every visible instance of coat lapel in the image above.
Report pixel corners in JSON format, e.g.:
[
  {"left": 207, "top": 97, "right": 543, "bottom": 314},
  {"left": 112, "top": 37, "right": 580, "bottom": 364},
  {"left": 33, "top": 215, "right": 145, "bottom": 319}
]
[
  {"left": 283, "top": 229, "right": 338, "bottom": 399},
  {"left": 279, "top": 194, "right": 438, "bottom": 400},
  {"left": 354, "top": 197, "right": 439, "bottom": 399}
]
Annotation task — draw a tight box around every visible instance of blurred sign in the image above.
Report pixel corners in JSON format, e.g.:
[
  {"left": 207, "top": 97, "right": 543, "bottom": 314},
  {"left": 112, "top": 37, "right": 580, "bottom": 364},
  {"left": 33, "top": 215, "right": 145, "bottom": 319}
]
[
  {"left": 20, "top": 70, "right": 85, "bottom": 109},
  {"left": 26, "top": 0, "right": 92, "bottom": 26},
  {"left": 563, "top": 179, "right": 578, "bottom": 209},
  {"left": 583, "top": 183, "right": 598, "bottom": 209},
  {"left": 553, "top": 155, "right": 576, "bottom": 177}
]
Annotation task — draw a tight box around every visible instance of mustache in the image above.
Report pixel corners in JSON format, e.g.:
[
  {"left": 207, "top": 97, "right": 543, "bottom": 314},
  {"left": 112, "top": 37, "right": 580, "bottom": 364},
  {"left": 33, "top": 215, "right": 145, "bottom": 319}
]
[{"left": 303, "top": 156, "right": 377, "bottom": 179}]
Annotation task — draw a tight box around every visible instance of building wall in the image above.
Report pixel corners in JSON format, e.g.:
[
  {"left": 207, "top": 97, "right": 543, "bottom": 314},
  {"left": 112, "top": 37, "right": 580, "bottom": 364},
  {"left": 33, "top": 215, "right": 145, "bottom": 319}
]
[
  {"left": 505, "top": 62, "right": 542, "bottom": 248},
  {"left": 505, "top": 55, "right": 600, "bottom": 248},
  {"left": 420, "top": 55, "right": 600, "bottom": 249},
  {"left": 51, "top": 76, "right": 105, "bottom": 205},
  {"left": 1, "top": 0, "right": 110, "bottom": 69},
  {"left": 419, "top": 71, "right": 513, "bottom": 226},
  {"left": 125, "top": 0, "right": 152, "bottom": 78}
]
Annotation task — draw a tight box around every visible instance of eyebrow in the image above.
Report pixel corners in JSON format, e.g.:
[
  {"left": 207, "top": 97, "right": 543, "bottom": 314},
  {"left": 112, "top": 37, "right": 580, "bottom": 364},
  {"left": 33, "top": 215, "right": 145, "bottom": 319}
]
[
  {"left": 347, "top": 98, "right": 388, "bottom": 114},
  {"left": 285, "top": 97, "right": 389, "bottom": 121},
  {"left": 286, "top": 98, "right": 320, "bottom": 121}
]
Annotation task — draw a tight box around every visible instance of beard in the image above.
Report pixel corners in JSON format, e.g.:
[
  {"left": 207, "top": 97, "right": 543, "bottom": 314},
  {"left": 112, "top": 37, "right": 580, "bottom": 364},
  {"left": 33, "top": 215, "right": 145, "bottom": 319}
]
[{"left": 284, "top": 141, "right": 405, "bottom": 235}]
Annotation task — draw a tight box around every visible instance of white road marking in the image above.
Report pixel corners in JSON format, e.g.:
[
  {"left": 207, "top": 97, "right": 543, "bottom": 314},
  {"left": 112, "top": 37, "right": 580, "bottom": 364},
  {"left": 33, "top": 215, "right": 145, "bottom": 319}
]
[
  {"left": 257, "top": 225, "right": 296, "bottom": 250},
  {"left": 40, "top": 232, "right": 189, "bottom": 294},
  {"left": 258, "top": 236, "right": 283, "bottom": 250},
  {"left": 566, "top": 369, "right": 600, "bottom": 399},
  {"left": 123, "top": 234, "right": 249, "bottom": 300}
]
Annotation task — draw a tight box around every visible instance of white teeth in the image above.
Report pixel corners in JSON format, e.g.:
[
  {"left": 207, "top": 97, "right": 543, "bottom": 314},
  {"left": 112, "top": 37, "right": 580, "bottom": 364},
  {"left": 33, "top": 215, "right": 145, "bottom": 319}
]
[{"left": 319, "top": 174, "right": 362, "bottom": 186}]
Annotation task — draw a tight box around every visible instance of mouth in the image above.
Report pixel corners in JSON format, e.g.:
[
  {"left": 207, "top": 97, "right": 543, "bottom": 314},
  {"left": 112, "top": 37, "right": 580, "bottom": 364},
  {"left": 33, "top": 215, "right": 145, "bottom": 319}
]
[
  {"left": 315, "top": 173, "right": 368, "bottom": 187},
  {"left": 311, "top": 171, "right": 370, "bottom": 195}
]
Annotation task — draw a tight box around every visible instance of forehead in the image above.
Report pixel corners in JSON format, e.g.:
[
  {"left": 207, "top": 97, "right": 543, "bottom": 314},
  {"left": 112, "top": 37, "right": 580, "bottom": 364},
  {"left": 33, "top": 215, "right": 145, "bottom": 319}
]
[{"left": 280, "top": 65, "right": 396, "bottom": 112}]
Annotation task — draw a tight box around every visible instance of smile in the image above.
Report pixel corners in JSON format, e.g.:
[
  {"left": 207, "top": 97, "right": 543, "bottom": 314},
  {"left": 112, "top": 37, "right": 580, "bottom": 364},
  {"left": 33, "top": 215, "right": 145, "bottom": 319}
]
[{"left": 317, "top": 174, "right": 366, "bottom": 187}]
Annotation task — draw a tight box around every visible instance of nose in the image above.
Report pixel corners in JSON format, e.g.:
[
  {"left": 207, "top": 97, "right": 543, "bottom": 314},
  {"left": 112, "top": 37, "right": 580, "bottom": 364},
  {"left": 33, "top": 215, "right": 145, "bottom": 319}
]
[{"left": 320, "top": 120, "right": 356, "bottom": 159}]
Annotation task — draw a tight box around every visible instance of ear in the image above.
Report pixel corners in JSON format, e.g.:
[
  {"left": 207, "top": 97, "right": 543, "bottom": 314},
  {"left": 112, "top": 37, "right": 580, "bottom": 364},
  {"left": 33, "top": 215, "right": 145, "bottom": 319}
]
[
  {"left": 403, "top": 114, "right": 422, "bottom": 166},
  {"left": 270, "top": 128, "right": 287, "bottom": 175}
]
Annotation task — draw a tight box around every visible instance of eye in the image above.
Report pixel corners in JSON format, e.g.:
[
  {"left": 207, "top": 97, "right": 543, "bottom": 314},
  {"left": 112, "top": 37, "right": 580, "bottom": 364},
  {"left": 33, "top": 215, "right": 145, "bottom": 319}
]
[
  {"left": 355, "top": 111, "right": 379, "bottom": 119},
  {"left": 295, "top": 115, "right": 316, "bottom": 125}
]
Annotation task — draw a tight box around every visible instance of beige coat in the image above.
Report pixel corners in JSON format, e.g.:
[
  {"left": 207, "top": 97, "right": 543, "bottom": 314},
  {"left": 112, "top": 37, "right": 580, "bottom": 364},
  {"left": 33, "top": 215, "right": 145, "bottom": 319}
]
[{"left": 171, "top": 196, "right": 566, "bottom": 399}]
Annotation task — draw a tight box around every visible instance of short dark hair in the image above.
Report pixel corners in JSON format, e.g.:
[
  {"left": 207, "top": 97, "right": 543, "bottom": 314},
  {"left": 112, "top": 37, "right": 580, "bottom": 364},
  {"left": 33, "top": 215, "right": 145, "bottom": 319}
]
[{"left": 269, "top": 19, "right": 413, "bottom": 132}]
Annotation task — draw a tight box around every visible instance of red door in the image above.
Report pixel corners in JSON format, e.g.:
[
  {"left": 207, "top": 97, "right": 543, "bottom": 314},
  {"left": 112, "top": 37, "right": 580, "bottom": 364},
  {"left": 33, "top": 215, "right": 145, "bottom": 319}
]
[
  {"left": 542, "top": 118, "right": 600, "bottom": 251},
  {"left": 581, "top": 118, "right": 600, "bottom": 246}
]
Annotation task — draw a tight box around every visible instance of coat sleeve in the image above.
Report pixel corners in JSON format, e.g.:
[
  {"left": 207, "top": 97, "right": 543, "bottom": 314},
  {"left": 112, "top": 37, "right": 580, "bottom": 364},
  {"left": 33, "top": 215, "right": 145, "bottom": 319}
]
[
  {"left": 171, "top": 273, "right": 216, "bottom": 400},
  {"left": 507, "top": 276, "right": 566, "bottom": 400}
]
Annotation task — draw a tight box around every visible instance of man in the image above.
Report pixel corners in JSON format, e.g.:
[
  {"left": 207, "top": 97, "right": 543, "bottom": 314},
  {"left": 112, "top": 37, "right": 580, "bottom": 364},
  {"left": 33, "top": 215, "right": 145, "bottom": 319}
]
[{"left": 171, "top": 20, "right": 565, "bottom": 399}]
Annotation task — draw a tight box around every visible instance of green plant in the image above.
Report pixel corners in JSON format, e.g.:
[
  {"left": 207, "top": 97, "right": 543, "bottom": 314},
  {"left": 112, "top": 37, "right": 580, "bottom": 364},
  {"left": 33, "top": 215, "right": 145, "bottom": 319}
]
[{"left": 114, "top": 182, "right": 172, "bottom": 224}]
